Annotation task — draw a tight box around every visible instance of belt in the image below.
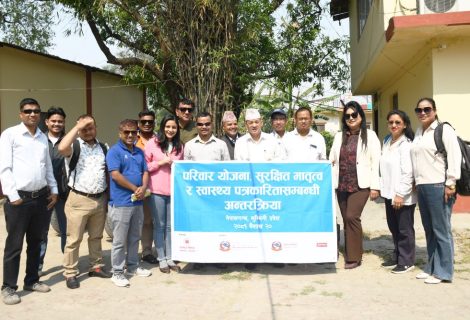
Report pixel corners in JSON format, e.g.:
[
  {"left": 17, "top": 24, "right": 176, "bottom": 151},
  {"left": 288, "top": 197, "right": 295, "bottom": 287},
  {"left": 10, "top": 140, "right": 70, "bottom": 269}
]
[
  {"left": 71, "top": 189, "right": 104, "bottom": 198},
  {"left": 18, "top": 186, "right": 49, "bottom": 200}
]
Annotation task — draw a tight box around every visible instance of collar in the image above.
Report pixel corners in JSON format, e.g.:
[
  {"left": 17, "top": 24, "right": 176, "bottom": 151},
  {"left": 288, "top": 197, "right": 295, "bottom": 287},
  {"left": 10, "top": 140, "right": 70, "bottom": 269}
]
[
  {"left": 117, "top": 139, "right": 137, "bottom": 153},
  {"left": 19, "top": 122, "right": 41, "bottom": 138},
  {"left": 195, "top": 134, "right": 217, "bottom": 144},
  {"left": 247, "top": 132, "right": 268, "bottom": 143},
  {"left": 292, "top": 128, "right": 313, "bottom": 137}
]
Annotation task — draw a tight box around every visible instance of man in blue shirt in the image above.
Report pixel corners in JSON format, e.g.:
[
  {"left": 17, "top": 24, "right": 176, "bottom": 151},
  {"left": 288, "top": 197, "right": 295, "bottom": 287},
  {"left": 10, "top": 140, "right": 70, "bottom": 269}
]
[{"left": 106, "top": 119, "right": 151, "bottom": 287}]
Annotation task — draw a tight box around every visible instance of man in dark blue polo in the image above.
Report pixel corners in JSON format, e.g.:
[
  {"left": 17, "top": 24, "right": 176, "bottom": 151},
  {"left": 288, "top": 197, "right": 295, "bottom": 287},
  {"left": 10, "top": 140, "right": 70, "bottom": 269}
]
[{"left": 106, "top": 119, "right": 151, "bottom": 287}]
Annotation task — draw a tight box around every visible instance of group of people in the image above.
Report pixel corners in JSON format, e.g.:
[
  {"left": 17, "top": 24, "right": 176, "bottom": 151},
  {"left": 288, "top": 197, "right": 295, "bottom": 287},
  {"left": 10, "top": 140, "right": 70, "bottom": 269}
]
[{"left": 0, "top": 96, "right": 461, "bottom": 306}]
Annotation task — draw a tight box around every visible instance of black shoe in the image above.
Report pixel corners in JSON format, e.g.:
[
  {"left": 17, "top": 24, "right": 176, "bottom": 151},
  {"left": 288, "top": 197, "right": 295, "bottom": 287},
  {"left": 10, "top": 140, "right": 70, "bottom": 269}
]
[
  {"left": 391, "top": 265, "right": 415, "bottom": 274},
  {"left": 141, "top": 254, "right": 158, "bottom": 264},
  {"left": 66, "top": 276, "right": 80, "bottom": 289},
  {"left": 381, "top": 260, "right": 397, "bottom": 269},
  {"left": 88, "top": 267, "right": 111, "bottom": 278},
  {"left": 244, "top": 263, "right": 257, "bottom": 271}
]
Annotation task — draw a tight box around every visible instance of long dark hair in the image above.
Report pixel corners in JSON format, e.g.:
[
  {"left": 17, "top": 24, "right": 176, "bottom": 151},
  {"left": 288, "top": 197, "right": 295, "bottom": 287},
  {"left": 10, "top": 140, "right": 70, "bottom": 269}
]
[
  {"left": 341, "top": 101, "right": 368, "bottom": 148},
  {"left": 157, "top": 114, "right": 182, "bottom": 155},
  {"left": 386, "top": 110, "right": 414, "bottom": 141}
]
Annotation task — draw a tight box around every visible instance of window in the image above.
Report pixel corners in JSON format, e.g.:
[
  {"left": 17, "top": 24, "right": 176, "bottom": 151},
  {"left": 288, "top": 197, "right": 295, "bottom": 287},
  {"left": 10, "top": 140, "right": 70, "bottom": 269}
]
[
  {"left": 392, "top": 93, "right": 398, "bottom": 110},
  {"left": 357, "top": 0, "right": 373, "bottom": 37}
]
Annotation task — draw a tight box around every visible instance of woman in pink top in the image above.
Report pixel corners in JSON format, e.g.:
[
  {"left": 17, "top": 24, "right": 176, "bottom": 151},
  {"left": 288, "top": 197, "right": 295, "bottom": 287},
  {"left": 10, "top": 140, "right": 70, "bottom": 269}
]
[{"left": 145, "top": 114, "right": 183, "bottom": 273}]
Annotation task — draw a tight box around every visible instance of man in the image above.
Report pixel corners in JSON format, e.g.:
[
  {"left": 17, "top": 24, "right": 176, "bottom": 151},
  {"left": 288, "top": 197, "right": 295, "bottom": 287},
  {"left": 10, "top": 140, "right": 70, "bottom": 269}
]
[
  {"left": 284, "top": 106, "right": 326, "bottom": 161},
  {"left": 271, "top": 108, "right": 288, "bottom": 139},
  {"left": 0, "top": 98, "right": 58, "bottom": 305},
  {"left": 58, "top": 115, "right": 111, "bottom": 289},
  {"left": 184, "top": 112, "right": 231, "bottom": 161},
  {"left": 234, "top": 108, "right": 284, "bottom": 162},
  {"left": 176, "top": 98, "right": 198, "bottom": 144},
  {"left": 107, "top": 119, "right": 152, "bottom": 287},
  {"left": 39, "top": 107, "right": 69, "bottom": 276},
  {"left": 219, "top": 111, "right": 243, "bottom": 160},
  {"left": 136, "top": 110, "right": 158, "bottom": 265}
]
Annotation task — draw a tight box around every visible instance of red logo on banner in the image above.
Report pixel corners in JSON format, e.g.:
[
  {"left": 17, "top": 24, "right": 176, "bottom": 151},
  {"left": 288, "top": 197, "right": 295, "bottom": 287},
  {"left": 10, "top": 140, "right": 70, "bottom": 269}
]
[
  {"left": 219, "top": 241, "right": 231, "bottom": 251},
  {"left": 271, "top": 241, "right": 282, "bottom": 251},
  {"left": 316, "top": 242, "right": 328, "bottom": 247}
]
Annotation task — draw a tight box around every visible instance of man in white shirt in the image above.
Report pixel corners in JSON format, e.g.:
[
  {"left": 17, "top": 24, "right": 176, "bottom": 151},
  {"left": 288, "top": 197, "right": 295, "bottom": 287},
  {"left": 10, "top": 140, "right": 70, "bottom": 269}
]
[
  {"left": 234, "top": 109, "right": 284, "bottom": 161},
  {"left": 219, "top": 111, "right": 243, "bottom": 160},
  {"left": 0, "top": 98, "right": 58, "bottom": 305},
  {"left": 271, "top": 108, "right": 288, "bottom": 139},
  {"left": 284, "top": 107, "right": 326, "bottom": 161}
]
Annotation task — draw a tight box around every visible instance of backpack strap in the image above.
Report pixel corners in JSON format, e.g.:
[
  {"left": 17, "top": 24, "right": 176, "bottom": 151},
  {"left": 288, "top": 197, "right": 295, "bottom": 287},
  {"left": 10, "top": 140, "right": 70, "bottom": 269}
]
[{"left": 68, "top": 140, "right": 81, "bottom": 190}]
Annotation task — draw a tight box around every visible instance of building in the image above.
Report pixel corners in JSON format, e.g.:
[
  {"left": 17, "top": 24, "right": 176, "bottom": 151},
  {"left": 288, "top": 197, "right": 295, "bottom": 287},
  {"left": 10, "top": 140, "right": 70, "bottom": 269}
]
[{"left": 330, "top": 0, "right": 470, "bottom": 211}]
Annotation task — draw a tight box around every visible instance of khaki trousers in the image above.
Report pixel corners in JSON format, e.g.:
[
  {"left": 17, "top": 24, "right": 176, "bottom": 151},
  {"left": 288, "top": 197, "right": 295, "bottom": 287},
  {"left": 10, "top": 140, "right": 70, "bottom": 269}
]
[
  {"left": 63, "top": 191, "right": 106, "bottom": 277},
  {"left": 140, "top": 198, "right": 154, "bottom": 256}
]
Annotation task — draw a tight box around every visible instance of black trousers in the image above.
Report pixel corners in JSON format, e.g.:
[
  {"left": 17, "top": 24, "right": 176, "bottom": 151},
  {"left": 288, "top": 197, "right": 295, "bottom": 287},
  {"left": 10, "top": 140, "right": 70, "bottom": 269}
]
[
  {"left": 384, "top": 199, "right": 416, "bottom": 266},
  {"left": 2, "top": 195, "right": 49, "bottom": 290}
]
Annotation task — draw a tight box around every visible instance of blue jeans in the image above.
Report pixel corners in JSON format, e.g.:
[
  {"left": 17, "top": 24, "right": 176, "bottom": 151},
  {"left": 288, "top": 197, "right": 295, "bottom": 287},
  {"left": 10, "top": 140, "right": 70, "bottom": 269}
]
[
  {"left": 108, "top": 205, "right": 144, "bottom": 274},
  {"left": 149, "top": 194, "right": 171, "bottom": 261},
  {"left": 39, "top": 197, "right": 67, "bottom": 270},
  {"left": 417, "top": 183, "right": 455, "bottom": 281}
]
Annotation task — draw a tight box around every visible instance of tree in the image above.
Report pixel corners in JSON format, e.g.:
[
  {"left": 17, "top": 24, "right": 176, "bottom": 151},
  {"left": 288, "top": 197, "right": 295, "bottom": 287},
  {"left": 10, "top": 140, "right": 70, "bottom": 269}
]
[
  {"left": 57, "top": 0, "right": 349, "bottom": 131},
  {"left": 0, "top": 0, "right": 55, "bottom": 52}
]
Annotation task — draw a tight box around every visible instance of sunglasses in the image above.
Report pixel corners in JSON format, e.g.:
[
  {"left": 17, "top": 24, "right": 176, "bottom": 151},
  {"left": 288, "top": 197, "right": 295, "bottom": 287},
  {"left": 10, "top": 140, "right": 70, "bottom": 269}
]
[
  {"left": 122, "top": 130, "right": 138, "bottom": 135},
  {"left": 344, "top": 112, "right": 358, "bottom": 120},
  {"left": 196, "top": 122, "right": 211, "bottom": 127},
  {"left": 388, "top": 120, "right": 403, "bottom": 126},
  {"left": 414, "top": 107, "right": 433, "bottom": 114},
  {"left": 179, "top": 107, "right": 193, "bottom": 113},
  {"left": 22, "top": 109, "right": 41, "bottom": 114},
  {"left": 139, "top": 120, "right": 154, "bottom": 125}
]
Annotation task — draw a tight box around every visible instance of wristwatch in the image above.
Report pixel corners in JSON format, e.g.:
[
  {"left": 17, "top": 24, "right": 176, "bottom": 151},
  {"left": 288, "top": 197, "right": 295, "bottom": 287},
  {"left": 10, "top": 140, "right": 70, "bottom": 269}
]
[{"left": 447, "top": 185, "right": 456, "bottom": 190}]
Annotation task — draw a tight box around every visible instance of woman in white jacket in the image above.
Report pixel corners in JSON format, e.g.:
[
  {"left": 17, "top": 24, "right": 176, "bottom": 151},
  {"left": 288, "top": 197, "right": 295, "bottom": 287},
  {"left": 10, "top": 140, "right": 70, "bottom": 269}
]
[
  {"left": 379, "top": 110, "right": 417, "bottom": 274},
  {"left": 329, "top": 101, "right": 381, "bottom": 269}
]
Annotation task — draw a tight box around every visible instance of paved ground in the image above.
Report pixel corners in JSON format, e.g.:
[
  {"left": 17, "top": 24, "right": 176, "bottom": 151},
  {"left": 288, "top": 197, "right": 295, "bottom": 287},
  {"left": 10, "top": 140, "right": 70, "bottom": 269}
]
[{"left": 1, "top": 198, "right": 470, "bottom": 319}]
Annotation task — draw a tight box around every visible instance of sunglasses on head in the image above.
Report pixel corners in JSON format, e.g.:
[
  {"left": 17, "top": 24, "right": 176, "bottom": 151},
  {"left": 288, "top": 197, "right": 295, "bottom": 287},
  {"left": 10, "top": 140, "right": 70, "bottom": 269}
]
[
  {"left": 196, "top": 122, "right": 211, "bottom": 127},
  {"left": 22, "top": 109, "right": 41, "bottom": 114},
  {"left": 179, "top": 107, "right": 193, "bottom": 113},
  {"left": 122, "top": 130, "right": 138, "bottom": 136},
  {"left": 344, "top": 112, "right": 358, "bottom": 120},
  {"left": 414, "top": 107, "right": 433, "bottom": 114},
  {"left": 388, "top": 120, "right": 403, "bottom": 126},
  {"left": 139, "top": 120, "right": 154, "bottom": 125}
]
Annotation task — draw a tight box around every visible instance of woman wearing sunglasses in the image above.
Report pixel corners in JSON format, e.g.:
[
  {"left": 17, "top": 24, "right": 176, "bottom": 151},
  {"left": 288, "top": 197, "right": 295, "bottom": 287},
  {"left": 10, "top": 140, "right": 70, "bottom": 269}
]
[
  {"left": 145, "top": 114, "right": 184, "bottom": 273},
  {"left": 379, "top": 110, "right": 417, "bottom": 274},
  {"left": 329, "top": 101, "right": 381, "bottom": 269},
  {"left": 411, "top": 97, "right": 461, "bottom": 284}
]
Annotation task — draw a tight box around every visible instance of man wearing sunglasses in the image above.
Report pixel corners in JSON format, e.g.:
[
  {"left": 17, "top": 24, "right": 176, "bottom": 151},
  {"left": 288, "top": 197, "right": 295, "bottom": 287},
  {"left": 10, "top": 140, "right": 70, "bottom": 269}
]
[
  {"left": 175, "top": 98, "right": 198, "bottom": 144},
  {"left": 136, "top": 110, "right": 158, "bottom": 265},
  {"left": 0, "top": 98, "right": 58, "bottom": 305}
]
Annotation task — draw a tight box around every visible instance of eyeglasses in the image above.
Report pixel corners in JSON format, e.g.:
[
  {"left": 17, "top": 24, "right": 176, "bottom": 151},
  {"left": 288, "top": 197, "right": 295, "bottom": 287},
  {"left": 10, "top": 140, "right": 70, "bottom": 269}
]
[
  {"left": 179, "top": 107, "right": 193, "bottom": 113},
  {"left": 196, "top": 122, "right": 211, "bottom": 127},
  {"left": 388, "top": 120, "right": 403, "bottom": 126},
  {"left": 139, "top": 120, "right": 154, "bottom": 125},
  {"left": 122, "top": 130, "right": 138, "bottom": 135},
  {"left": 414, "top": 107, "right": 433, "bottom": 114},
  {"left": 344, "top": 112, "right": 358, "bottom": 120},
  {"left": 22, "top": 109, "right": 41, "bottom": 114}
]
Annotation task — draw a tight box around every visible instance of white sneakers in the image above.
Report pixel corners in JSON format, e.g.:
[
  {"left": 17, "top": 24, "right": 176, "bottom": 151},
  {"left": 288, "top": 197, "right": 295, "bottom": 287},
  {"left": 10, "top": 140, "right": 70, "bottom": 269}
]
[
  {"left": 127, "top": 267, "right": 152, "bottom": 277},
  {"left": 415, "top": 272, "right": 430, "bottom": 279},
  {"left": 111, "top": 273, "right": 130, "bottom": 287},
  {"left": 416, "top": 272, "right": 444, "bottom": 284}
]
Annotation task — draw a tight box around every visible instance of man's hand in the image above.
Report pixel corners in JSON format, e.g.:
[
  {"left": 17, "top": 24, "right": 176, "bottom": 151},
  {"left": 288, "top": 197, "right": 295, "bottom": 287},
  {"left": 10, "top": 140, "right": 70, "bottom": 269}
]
[
  {"left": 393, "top": 195, "right": 404, "bottom": 210},
  {"left": 47, "top": 194, "right": 58, "bottom": 210},
  {"left": 445, "top": 186, "right": 456, "bottom": 203},
  {"left": 134, "top": 186, "right": 145, "bottom": 200},
  {"left": 10, "top": 199, "right": 23, "bottom": 206},
  {"left": 370, "top": 189, "right": 380, "bottom": 200}
]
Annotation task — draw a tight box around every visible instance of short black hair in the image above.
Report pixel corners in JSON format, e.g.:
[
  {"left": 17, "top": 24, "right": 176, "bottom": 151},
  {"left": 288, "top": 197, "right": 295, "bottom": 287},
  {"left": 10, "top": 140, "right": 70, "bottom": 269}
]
[
  {"left": 19, "top": 98, "right": 40, "bottom": 110},
  {"left": 196, "top": 111, "right": 212, "bottom": 122},
  {"left": 46, "top": 106, "right": 66, "bottom": 119},
  {"left": 295, "top": 107, "right": 312, "bottom": 119},
  {"left": 138, "top": 109, "right": 155, "bottom": 119},
  {"left": 178, "top": 98, "right": 195, "bottom": 109},
  {"left": 119, "top": 119, "right": 138, "bottom": 131},
  {"left": 77, "top": 114, "right": 96, "bottom": 125}
]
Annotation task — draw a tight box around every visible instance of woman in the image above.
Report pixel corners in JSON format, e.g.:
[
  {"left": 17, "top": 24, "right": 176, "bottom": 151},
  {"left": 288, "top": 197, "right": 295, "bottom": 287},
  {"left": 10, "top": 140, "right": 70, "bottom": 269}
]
[
  {"left": 411, "top": 98, "right": 461, "bottom": 284},
  {"left": 145, "top": 114, "right": 184, "bottom": 273},
  {"left": 329, "top": 101, "right": 381, "bottom": 269},
  {"left": 379, "top": 110, "right": 417, "bottom": 274}
]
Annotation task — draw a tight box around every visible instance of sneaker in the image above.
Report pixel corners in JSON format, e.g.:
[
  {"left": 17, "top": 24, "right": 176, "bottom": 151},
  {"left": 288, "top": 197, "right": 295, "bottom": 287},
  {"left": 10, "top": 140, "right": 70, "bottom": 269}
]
[
  {"left": 391, "top": 265, "right": 415, "bottom": 274},
  {"left": 127, "top": 267, "right": 152, "bottom": 277},
  {"left": 111, "top": 273, "right": 130, "bottom": 287},
  {"left": 416, "top": 272, "right": 430, "bottom": 279},
  {"left": 2, "top": 287, "right": 21, "bottom": 305},
  {"left": 381, "top": 260, "right": 397, "bottom": 269},
  {"left": 424, "top": 275, "right": 442, "bottom": 284},
  {"left": 23, "top": 282, "right": 51, "bottom": 293}
]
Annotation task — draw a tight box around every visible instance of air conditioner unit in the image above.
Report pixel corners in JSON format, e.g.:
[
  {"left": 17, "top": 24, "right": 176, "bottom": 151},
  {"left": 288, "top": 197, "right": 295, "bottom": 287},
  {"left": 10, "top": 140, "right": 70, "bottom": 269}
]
[{"left": 418, "top": 0, "right": 470, "bottom": 14}]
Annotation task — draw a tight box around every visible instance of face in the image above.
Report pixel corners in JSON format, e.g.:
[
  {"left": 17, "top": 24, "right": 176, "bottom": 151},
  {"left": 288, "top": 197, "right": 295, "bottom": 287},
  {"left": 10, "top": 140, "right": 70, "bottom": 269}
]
[
  {"left": 45, "top": 114, "right": 65, "bottom": 136},
  {"left": 246, "top": 118, "right": 262, "bottom": 137},
  {"left": 19, "top": 103, "right": 41, "bottom": 128},
  {"left": 78, "top": 117, "right": 97, "bottom": 142},
  {"left": 344, "top": 107, "right": 362, "bottom": 132},
  {"left": 138, "top": 115, "right": 155, "bottom": 134},
  {"left": 176, "top": 103, "right": 194, "bottom": 123},
  {"left": 387, "top": 114, "right": 406, "bottom": 138},
  {"left": 119, "top": 124, "right": 138, "bottom": 148},
  {"left": 271, "top": 114, "right": 287, "bottom": 134},
  {"left": 295, "top": 110, "right": 312, "bottom": 134},
  {"left": 196, "top": 116, "right": 212, "bottom": 139},
  {"left": 415, "top": 100, "right": 436, "bottom": 127},
  {"left": 223, "top": 120, "right": 238, "bottom": 137},
  {"left": 164, "top": 120, "right": 178, "bottom": 141}
]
